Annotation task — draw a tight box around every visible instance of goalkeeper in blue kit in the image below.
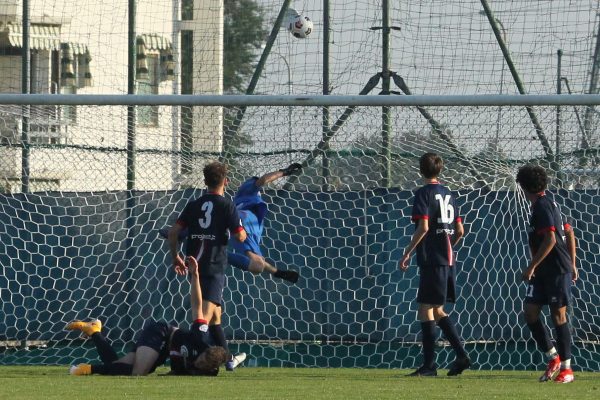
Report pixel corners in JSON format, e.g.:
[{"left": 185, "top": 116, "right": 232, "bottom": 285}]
[{"left": 160, "top": 162, "right": 302, "bottom": 283}]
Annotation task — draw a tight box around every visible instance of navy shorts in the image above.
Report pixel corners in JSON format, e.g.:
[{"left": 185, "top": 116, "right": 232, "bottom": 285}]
[
  {"left": 199, "top": 274, "right": 225, "bottom": 306},
  {"left": 134, "top": 320, "right": 176, "bottom": 373},
  {"left": 417, "top": 265, "right": 456, "bottom": 305},
  {"left": 525, "top": 272, "right": 572, "bottom": 308}
]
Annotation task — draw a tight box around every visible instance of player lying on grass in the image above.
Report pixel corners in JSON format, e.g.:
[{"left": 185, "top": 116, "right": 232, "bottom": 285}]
[
  {"left": 517, "top": 164, "right": 578, "bottom": 384},
  {"left": 67, "top": 256, "right": 228, "bottom": 376},
  {"left": 159, "top": 163, "right": 303, "bottom": 284}
]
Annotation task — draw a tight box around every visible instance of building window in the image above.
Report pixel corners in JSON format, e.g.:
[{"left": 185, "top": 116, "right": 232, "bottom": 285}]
[
  {"left": 137, "top": 54, "right": 159, "bottom": 126},
  {"left": 182, "top": 0, "right": 194, "bottom": 20}
]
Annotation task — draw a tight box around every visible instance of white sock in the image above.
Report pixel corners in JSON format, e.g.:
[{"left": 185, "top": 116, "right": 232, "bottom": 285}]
[
  {"left": 561, "top": 359, "right": 571, "bottom": 370},
  {"left": 545, "top": 347, "right": 558, "bottom": 360}
]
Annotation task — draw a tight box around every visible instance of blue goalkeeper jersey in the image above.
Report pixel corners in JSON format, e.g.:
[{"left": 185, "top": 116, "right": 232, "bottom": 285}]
[{"left": 234, "top": 177, "right": 268, "bottom": 231}]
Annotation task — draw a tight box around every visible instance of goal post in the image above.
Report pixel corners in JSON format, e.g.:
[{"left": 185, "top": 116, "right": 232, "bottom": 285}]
[{"left": 0, "top": 94, "right": 599, "bottom": 371}]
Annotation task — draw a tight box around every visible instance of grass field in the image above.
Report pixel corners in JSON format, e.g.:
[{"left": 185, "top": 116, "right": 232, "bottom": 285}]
[{"left": 0, "top": 366, "right": 598, "bottom": 400}]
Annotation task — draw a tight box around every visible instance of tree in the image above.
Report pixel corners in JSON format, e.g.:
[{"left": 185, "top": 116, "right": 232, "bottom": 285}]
[
  {"left": 222, "top": 0, "right": 267, "bottom": 173},
  {"left": 223, "top": 0, "right": 267, "bottom": 93}
]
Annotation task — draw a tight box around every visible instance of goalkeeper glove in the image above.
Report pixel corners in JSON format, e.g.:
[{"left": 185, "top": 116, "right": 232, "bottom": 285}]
[{"left": 280, "top": 163, "right": 302, "bottom": 176}]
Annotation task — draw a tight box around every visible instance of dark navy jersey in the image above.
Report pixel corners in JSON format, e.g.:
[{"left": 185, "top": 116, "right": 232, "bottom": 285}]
[
  {"left": 169, "top": 321, "right": 212, "bottom": 375},
  {"left": 177, "top": 193, "right": 244, "bottom": 276},
  {"left": 411, "top": 183, "right": 461, "bottom": 267},
  {"left": 528, "top": 194, "right": 572, "bottom": 277}
]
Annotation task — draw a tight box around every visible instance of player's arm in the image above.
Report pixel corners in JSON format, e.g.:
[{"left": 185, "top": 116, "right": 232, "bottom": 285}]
[
  {"left": 256, "top": 163, "right": 302, "bottom": 187},
  {"left": 186, "top": 256, "right": 204, "bottom": 321},
  {"left": 168, "top": 223, "right": 186, "bottom": 275},
  {"left": 565, "top": 224, "right": 578, "bottom": 282},
  {"left": 522, "top": 230, "right": 556, "bottom": 281},
  {"left": 399, "top": 218, "right": 429, "bottom": 271},
  {"left": 233, "top": 227, "right": 247, "bottom": 243},
  {"left": 451, "top": 219, "right": 464, "bottom": 247}
]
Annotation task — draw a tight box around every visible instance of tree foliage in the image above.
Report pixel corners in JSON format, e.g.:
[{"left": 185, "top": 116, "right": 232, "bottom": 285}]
[{"left": 223, "top": 0, "right": 267, "bottom": 93}]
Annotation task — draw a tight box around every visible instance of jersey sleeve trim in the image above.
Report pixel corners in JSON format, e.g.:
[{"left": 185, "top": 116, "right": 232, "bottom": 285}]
[
  {"left": 176, "top": 219, "right": 187, "bottom": 228},
  {"left": 536, "top": 226, "right": 556, "bottom": 235},
  {"left": 411, "top": 215, "right": 429, "bottom": 221},
  {"left": 232, "top": 226, "right": 245, "bottom": 234},
  {"left": 564, "top": 223, "right": 572, "bottom": 231},
  {"left": 455, "top": 217, "right": 462, "bottom": 223}
]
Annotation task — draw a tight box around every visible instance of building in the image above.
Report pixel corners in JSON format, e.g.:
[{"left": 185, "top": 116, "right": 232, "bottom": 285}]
[{"left": 0, "top": 0, "right": 223, "bottom": 192}]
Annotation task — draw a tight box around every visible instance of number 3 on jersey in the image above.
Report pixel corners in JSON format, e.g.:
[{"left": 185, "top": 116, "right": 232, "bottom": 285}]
[
  {"left": 198, "top": 201, "right": 214, "bottom": 228},
  {"left": 435, "top": 194, "right": 454, "bottom": 224}
]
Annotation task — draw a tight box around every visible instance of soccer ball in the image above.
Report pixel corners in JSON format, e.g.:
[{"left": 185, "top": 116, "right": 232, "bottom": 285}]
[{"left": 288, "top": 14, "right": 313, "bottom": 39}]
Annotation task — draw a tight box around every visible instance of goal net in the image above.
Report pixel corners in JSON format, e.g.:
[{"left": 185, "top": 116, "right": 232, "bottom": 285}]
[
  {"left": 0, "top": 96, "right": 599, "bottom": 371},
  {"left": 0, "top": 0, "right": 599, "bottom": 371}
]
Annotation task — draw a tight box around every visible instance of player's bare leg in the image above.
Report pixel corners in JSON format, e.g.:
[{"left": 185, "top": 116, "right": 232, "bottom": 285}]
[
  {"left": 131, "top": 346, "right": 159, "bottom": 376},
  {"left": 246, "top": 251, "right": 299, "bottom": 283}
]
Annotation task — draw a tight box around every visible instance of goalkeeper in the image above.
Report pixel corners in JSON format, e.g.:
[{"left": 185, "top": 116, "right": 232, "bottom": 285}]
[
  {"left": 159, "top": 163, "right": 302, "bottom": 284},
  {"left": 67, "top": 256, "right": 228, "bottom": 376}
]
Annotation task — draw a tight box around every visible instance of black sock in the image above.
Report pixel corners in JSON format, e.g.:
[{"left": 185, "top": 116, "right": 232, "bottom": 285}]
[
  {"left": 420, "top": 321, "right": 436, "bottom": 369},
  {"left": 91, "top": 332, "right": 118, "bottom": 364},
  {"left": 209, "top": 324, "right": 228, "bottom": 352},
  {"left": 526, "top": 319, "right": 554, "bottom": 352},
  {"left": 91, "top": 362, "right": 133, "bottom": 376},
  {"left": 554, "top": 322, "right": 572, "bottom": 362},
  {"left": 437, "top": 316, "right": 467, "bottom": 358}
]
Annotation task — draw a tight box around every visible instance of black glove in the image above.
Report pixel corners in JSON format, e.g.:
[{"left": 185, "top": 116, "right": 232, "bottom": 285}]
[{"left": 280, "top": 163, "right": 302, "bottom": 176}]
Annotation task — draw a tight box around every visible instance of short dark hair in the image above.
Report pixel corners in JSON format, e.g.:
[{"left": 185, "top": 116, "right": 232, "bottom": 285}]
[
  {"left": 203, "top": 162, "right": 228, "bottom": 188},
  {"left": 516, "top": 164, "right": 548, "bottom": 193},
  {"left": 419, "top": 153, "right": 443, "bottom": 179}
]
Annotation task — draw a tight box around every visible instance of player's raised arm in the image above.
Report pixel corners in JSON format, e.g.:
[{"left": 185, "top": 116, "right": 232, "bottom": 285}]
[
  {"left": 565, "top": 224, "right": 578, "bottom": 282},
  {"left": 168, "top": 223, "right": 187, "bottom": 275},
  {"left": 256, "top": 163, "right": 303, "bottom": 187},
  {"left": 186, "top": 256, "right": 204, "bottom": 321}
]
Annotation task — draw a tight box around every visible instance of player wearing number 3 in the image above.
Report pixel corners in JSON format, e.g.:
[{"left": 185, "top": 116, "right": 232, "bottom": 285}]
[
  {"left": 168, "top": 161, "right": 246, "bottom": 369},
  {"left": 398, "top": 153, "right": 470, "bottom": 377}
]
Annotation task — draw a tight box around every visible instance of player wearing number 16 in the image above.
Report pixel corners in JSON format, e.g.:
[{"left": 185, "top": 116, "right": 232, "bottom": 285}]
[
  {"left": 398, "top": 153, "right": 470, "bottom": 377},
  {"left": 168, "top": 161, "right": 247, "bottom": 359}
]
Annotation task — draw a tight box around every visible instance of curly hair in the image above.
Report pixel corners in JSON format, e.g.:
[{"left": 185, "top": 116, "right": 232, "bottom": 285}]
[
  {"left": 203, "top": 162, "right": 228, "bottom": 188},
  {"left": 516, "top": 164, "right": 548, "bottom": 193},
  {"left": 202, "top": 346, "right": 228, "bottom": 371},
  {"left": 419, "top": 152, "right": 443, "bottom": 179}
]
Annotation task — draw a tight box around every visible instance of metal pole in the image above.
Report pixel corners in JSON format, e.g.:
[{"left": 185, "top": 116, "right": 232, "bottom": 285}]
[
  {"left": 323, "top": 0, "right": 331, "bottom": 191},
  {"left": 21, "top": 0, "right": 30, "bottom": 193},
  {"left": 480, "top": 0, "right": 554, "bottom": 163},
  {"left": 495, "top": 18, "right": 506, "bottom": 152},
  {"left": 556, "top": 49, "right": 563, "bottom": 187},
  {"left": 381, "top": 0, "right": 391, "bottom": 188},
  {"left": 272, "top": 51, "right": 293, "bottom": 162},
  {"left": 127, "top": 0, "right": 136, "bottom": 190}
]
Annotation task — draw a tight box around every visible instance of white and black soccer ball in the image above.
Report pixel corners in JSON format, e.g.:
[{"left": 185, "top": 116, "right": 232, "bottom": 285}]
[{"left": 288, "top": 14, "right": 313, "bottom": 39}]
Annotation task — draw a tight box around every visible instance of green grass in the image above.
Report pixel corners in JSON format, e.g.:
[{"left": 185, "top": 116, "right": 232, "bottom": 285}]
[{"left": 0, "top": 366, "right": 599, "bottom": 400}]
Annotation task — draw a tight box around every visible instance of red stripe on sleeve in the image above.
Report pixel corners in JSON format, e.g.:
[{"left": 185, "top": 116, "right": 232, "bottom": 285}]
[
  {"left": 194, "top": 319, "right": 208, "bottom": 325},
  {"left": 411, "top": 215, "right": 429, "bottom": 222},
  {"left": 455, "top": 217, "right": 462, "bottom": 223},
  {"left": 233, "top": 226, "right": 245, "bottom": 233},
  {"left": 564, "top": 223, "right": 572, "bottom": 231},
  {"left": 536, "top": 226, "right": 556, "bottom": 235}
]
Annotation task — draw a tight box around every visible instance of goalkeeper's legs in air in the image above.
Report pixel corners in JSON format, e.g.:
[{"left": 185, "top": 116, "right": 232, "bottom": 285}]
[{"left": 228, "top": 251, "right": 299, "bottom": 284}]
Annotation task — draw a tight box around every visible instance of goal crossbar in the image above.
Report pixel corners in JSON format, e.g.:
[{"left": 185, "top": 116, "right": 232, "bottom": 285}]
[{"left": 2, "top": 94, "right": 600, "bottom": 107}]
